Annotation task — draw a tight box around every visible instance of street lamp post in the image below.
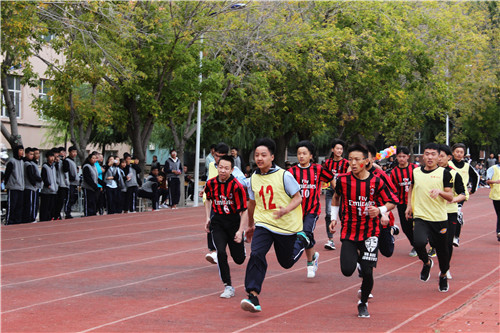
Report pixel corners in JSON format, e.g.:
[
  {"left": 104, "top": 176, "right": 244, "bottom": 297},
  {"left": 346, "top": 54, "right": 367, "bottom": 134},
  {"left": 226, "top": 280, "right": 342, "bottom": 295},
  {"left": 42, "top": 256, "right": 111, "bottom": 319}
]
[{"left": 193, "top": 3, "right": 246, "bottom": 207}]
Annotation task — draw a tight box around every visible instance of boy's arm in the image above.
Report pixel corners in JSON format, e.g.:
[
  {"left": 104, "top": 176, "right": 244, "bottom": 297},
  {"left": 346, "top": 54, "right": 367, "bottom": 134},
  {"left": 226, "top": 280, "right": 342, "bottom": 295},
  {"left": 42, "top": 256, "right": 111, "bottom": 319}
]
[{"left": 273, "top": 191, "right": 302, "bottom": 219}]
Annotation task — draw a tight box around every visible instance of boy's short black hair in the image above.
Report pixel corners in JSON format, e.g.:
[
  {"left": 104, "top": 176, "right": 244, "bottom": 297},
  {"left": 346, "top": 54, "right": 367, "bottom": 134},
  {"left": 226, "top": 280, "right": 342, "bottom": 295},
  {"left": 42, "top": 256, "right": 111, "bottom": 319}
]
[
  {"left": 451, "top": 143, "right": 466, "bottom": 152},
  {"left": 254, "top": 138, "right": 276, "bottom": 155},
  {"left": 439, "top": 144, "right": 452, "bottom": 156},
  {"left": 366, "top": 144, "right": 377, "bottom": 158},
  {"left": 396, "top": 146, "right": 410, "bottom": 155},
  {"left": 58, "top": 147, "right": 65, "bottom": 153},
  {"left": 215, "top": 142, "right": 230, "bottom": 154},
  {"left": 123, "top": 152, "right": 131, "bottom": 159},
  {"left": 25, "top": 147, "right": 32, "bottom": 154},
  {"left": 296, "top": 140, "right": 316, "bottom": 157},
  {"left": 347, "top": 144, "right": 369, "bottom": 159},
  {"left": 424, "top": 142, "right": 440, "bottom": 152},
  {"left": 331, "top": 138, "right": 346, "bottom": 149},
  {"left": 218, "top": 155, "right": 234, "bottom": 168},
  {"left": 68, "top": 146, "right": 77, "bottom": 152},
  {"left": 46, "top": 150, "right": 55, "bottom": 158}
]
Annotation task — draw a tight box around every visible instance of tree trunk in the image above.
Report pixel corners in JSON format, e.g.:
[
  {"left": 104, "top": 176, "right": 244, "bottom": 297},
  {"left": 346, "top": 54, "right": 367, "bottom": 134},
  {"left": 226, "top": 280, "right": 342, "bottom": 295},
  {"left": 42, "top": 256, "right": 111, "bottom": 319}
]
[
  {"left": 275, "top": 132, "right": 294, "bottom": 168},
  {"left": 1, "top": 64, "right": 23, "bottom": 148}
]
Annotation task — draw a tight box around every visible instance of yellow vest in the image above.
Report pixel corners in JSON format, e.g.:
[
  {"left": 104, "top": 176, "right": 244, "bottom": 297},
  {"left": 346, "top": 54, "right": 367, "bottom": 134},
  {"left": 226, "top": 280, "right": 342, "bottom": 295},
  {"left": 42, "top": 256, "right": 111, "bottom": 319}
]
[
  {"left": 449, "top": 160, "right": 470, "bottom": 200},
  {"left": 412, "top": 167, "right": 448, "bottom": 222},
  {"left": 489, "top": 166, "right": 500, "bottom": 200},
  {"left": 203, "top": 162, "right": 219, "bottom": 203},
  {"left": 446, "top": 168, "right": 459, "bottom": 214},
  {"left": 251, "top": 169, "right": 302, "bottom": 234}
]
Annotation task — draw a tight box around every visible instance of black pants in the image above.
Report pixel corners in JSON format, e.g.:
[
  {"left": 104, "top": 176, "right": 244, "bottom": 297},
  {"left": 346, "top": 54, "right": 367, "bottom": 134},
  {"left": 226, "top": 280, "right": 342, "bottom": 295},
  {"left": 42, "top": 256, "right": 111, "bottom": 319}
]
[
  {"left": 245, "top": 226, "right": 307, "bottom": 294},
  {"left": 378, "top": 226, "right": 394, "bottom": 258},
  {"left": 118, "top": 191, "right": 127, "bottom": 213},
  {"left": 40, "top": 193, "right": 57, "bottom": 222},
  {"left": 23, "top": 189, "right": 38, "bottom": 223},
  {"left": 65, "top": 185, "right": 78, "bottom": 218},
  {"left": 83, "top": 188, "right": 97, "bottom": 217},
  {"left": 413, "top": 218, "right": 449, "bottom": 274},
  {"left": 137, "top": 189, "right": 159, "bottom": 210},
  {"left": 54, "top": 187, "right": 68, "bottom": 220},
  {"left": 210, "top": 214, "right": 246, "bottom": 286},
  {"left": 96, "top": 187, "right": 106, "bottom": 215},
  {"left": 126, "top": 186, "right": 138, "bottom": 212},
  {"left": 494, "top": 200, "right": 500, "bottom": 234},
  {"left": 158, "top": 188, "right": 168, "bottom": 204},
  {"left": 6, "top": 189, "right": 24, "bottom": 224},
  {"left": 106, "top": 187, "right": 120, "bottom": 214},
  {"left": 397, "top": 203, "right": 414, "bottom": 247},
  {"left": 168, "top": 178, "right": 180, "bottom": 206},
  {"left": 340, "top": 239, "right": 377, "bottom": 304},
  {"left": 455, "top": 201, "right": 465, "bottom": 238},
  {"left": 447, "top": 213, "right": 458, "bottom": 265},
  {"left": 207, "top": 208, "right": 216, "bottom": 251}
]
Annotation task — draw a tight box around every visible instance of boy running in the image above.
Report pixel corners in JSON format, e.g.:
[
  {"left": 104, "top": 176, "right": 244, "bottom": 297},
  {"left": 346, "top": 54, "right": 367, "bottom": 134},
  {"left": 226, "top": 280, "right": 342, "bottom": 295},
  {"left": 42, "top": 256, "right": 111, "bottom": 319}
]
[
  {"left": 240, "top": 138, "right": 309, "bottom": 313},
  {"left": 288, "top": 140, "right": 333, "bottom": 278},
  {"left": 406, "top": 143, "right": 453, "bottom": 292},
  {"left": 204, "top": 155, "right": 248, "bottom": 298},
  {"left": 486, "top": 162, "right": 500, "bottom": 241},
  {"left": 390, "top": 146, "right": 418, "bottom": 256},
  {"left": 323, "top": 139, "right": 350, "bottom": 250}
]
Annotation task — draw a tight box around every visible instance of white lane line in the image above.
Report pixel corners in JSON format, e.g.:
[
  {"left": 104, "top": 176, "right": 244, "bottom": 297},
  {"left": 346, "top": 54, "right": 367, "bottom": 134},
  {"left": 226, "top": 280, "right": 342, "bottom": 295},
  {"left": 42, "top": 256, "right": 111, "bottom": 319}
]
[
  {"left": 386, "top": 267, "right": 499, "bottom": 333},
  {"left": 1, "top": 222, "right": 201, "bottom": 253}
]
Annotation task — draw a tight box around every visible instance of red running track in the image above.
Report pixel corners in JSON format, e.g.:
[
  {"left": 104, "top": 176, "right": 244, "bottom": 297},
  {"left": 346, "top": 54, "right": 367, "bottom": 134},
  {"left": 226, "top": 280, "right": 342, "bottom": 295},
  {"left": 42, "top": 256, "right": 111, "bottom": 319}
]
[{"left": 1, "top": 189, "right": 499, "bottom": 332}]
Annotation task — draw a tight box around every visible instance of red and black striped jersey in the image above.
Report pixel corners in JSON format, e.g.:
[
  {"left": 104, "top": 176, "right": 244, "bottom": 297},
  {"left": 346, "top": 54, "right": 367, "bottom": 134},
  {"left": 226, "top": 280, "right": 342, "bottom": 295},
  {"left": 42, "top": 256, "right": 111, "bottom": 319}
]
[
  {"left": 204, "top": 175, "right": 247, "bottom": 215},
  {"left": 369, "top": 166, "right": 399, "bottom": 226},
  {"left": 335, "top": 172, "right": 398, "bottom": 241},
  {"left": 324, "top": 158, "right": 350, "bottom": 178},
  {"left": 389, "top": 163, "right": 417, "bottom": 205},
  {"left": 288, "top": 163, "right": 334, "bottom": 216}
]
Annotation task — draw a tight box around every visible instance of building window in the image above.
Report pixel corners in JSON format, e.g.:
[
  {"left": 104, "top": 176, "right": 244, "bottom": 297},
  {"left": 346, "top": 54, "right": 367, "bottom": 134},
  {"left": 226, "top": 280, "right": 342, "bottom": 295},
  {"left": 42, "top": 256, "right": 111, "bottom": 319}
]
[
  {"left": 1, "top": 76, "right": 21, "bottom": 118},
  {"left": 39, "top": 79, "right": 52, "bottom": 101}
]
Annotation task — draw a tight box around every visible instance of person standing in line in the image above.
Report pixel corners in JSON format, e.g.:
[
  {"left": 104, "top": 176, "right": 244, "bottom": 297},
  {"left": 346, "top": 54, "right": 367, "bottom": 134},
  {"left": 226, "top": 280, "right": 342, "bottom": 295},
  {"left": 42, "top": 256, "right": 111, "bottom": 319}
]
[
  {"left": 93, "top": 152, "right": 106, "bottom": 215},
  {"left": 124, "top": 153, "right": 141, "bottom": 213},
  {"left": 406, "top": 143, "right": 453, "bottom": 293},
  {"left": 204, "top": 155, "right": 248, "bottom": 298},
  {"left": 54, "top": 147, "right": 69, "bottom": 220},
  {"left": 4, "top": 145, "right": 25, "bottom": 225},
  {"left": 288, "top": 140, "right": 333, "bottom": 278},
  {"left": 104, "top": 156, "right": 120, "bottom": 214},
  {"left": 390, "top": 146, "right": 418, "bottom": 257},
  {"left": 448, "top": 143, "right": 479, "bottom": 247},
  {"left": 165, "top": 149, "right": 182, "bottom": 209},
  {"left": 486, "top": 161, "right": 500, "bottom": 241},
  {"left": 81, "top": 152, "right": 101, "bottom": 217},
  {"left": 64, "top": 146, "right": 79, "bottom": 219},
  {"left": 151, "top": 155, "right": 161, "bottom": 170},
  {"left": 231, "top": 147, "right": 243, "bottom": 170},
  {"left": 203, "top": 143, "right": 248, "bottom": 265},
  {"left": 40, "top": 150, "right": 58, "bottom": 222},
  {"left": 116, "top": 158, "right": 128, "bottom": 213},
  {"left": 329, "top": 144, "right": 398, "bottom": 318},
  {"left": 32, "top": 147, "right": 42, "bottom": 219},
  {"left": 205, "top": 144, "right": 216, "bottom": 178},
  {"left": 240, "top": 138, "right": 309, "bottom": 313},
  {"left": 23, "top": 148, "right": 42, "bottom": 223},
  {"left": 438, "top": 144, "right": 466, "bottom": 279},
  {"left": 323, "top": 139, "right": 350, "bottom": 250}
]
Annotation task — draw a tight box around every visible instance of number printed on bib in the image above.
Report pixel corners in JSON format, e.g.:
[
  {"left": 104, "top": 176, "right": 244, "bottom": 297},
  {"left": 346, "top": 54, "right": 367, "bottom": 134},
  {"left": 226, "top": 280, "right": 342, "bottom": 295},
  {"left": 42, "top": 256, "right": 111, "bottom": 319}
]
[{"left": 259, "top": 185, "right": 277, "bottom": 210}]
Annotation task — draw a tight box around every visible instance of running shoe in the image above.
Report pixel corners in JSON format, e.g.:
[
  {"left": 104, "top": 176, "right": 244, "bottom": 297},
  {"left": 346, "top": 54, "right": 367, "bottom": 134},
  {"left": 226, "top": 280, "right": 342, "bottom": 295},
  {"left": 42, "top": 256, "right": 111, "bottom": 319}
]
[
  {"left": 220, "top": 285, "right": 235, "bottom": 298},
  {"left": 391, "top": 225, "right": 400, "bottom": 236},
  {"left": 307, "top": 252, "right": 320, "bottom": 278},
  {"left": 453, "top": 236, "right": 460, "bottom": 247},
  {"left": 324, "top": 240, "right": 336, "bottom": 250},
  {"left": 205, "top": 252, "right": 218, "bottom": 264},
  {"left": 446, "top": 270, "right": 452, "bottom": 280},
  {"left": 420, "top": 259, "right": 433, "bottom": 282},
  {"left": 241, "top": 294, "right": 262, "bottom": 313},
  {"left": 357, "top": 301, "right": 370, "bottom": 318},
  {"left": 409, "top": 248, "right": 418, "bottom": 257},
  {"left": 439, "top": 275, "right": 449, "bottom": 292},
  {"left": 296, "top": 231, "right": 310, "bottom": 247},
  {"left": 428, "top": 247, "right": 436, "bottom": 257},
  {"left": 357, "top": 289, "right": 374, "bottom": 300}
]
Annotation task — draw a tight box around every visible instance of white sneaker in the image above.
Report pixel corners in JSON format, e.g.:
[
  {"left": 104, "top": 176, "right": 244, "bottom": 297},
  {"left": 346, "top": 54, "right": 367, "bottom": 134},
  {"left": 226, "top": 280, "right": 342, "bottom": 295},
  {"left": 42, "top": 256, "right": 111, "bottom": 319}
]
[
  {"left": 220, "top": 285, "right": 235, "bottom": 298},
  {"left": 205, "top": 252, "right": 218, "bottom": 264},
  {"left": 307, "top": 252, "right": 319, "bottom": 278},
  {"left": 446, "top": 270, "right": 452, "bottom": 279}
]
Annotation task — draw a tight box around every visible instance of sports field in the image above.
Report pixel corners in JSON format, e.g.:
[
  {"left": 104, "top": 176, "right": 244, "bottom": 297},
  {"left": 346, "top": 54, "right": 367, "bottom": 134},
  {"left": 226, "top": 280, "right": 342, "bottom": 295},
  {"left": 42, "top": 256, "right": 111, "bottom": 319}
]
[{"left": 1, "top": 189, "right": 498, "bottom": 332}]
